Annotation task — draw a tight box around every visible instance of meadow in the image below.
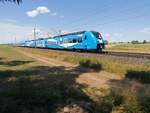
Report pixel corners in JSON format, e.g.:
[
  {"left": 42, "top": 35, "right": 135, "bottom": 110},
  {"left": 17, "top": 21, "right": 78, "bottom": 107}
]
[
  {"left": 106, "top": 43, "right": 150, "bottom": 53},
  {"left": 18, "top": 46, "right": 150, "bottom": 76},
  {"left": 0, "top": 45, "right": 150, "bottom": 113}
]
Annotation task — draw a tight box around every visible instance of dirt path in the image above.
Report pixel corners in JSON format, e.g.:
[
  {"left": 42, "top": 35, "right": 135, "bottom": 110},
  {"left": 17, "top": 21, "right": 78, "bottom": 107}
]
[
  {"left": 14, "top": 48, "right": 123, "bottom": 89},
  {"left": 15, "top": 49, "right": 77, "bottom": 68}
]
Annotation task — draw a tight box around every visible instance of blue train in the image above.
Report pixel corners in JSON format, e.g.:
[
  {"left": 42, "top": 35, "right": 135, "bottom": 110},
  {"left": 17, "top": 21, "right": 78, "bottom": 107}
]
[{"left": 19, "top": 31, "right": 105, "bottom": 52}]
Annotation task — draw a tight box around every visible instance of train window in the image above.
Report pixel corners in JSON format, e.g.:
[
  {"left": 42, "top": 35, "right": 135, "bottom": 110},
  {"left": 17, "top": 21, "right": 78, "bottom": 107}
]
[
  {"left": 63, "top": 39, "right": 68, "bottom": 44},
  {"left": 68, "top": 39, "right": 73, "bottom": 43},
  {"left": 59, "top": 41, "right": 63, "bottom": 44},
  {"left": 73, "top": 39, "right": 77, "bottom": 43},
  {"left": 78, "top": 37, "right": 82, "bottom": 43},
  {"left": 92, "top": 31, "right": 102, "bottom": 39},
  {"left": 84, "top": 36, "right": 87, "bottom": 40}
]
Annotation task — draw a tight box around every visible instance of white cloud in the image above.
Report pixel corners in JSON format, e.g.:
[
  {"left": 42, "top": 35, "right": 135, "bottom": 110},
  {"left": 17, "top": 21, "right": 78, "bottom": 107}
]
[
  {"left": 26, "top": 10, "right": 39, "bottom": 18},
  {"left": 140, "top": 28, "right": 150, "bottom": 34},
  {"left": 36, "top": 6, "right": 50, "bottom": 14},
  {"left": 26, "top": 6, "right": 50, "bottom": 18}
]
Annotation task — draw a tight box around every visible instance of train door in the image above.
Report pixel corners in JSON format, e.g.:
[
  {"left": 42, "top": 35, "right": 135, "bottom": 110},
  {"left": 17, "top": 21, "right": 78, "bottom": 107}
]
[
  {"left": 84, "top": 35, "right": 87, "bottom": 50},
  {"left": 83, "top": 32, "right": 97, "bottom": 50}
]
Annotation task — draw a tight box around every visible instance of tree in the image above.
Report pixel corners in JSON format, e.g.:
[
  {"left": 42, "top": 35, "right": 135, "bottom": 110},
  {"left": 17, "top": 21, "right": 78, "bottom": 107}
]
[
  {"left": 143, "top": 40, "right": 147, "bottom": 44},
  {"left": 104, "top": 40, "right": 109, "bottom": 45},
  {"left": 131, "top": 40, "right": 139, "bottom": 44},
  {"left": 0, "top": 0, "right": 22, "bottom": 4}
]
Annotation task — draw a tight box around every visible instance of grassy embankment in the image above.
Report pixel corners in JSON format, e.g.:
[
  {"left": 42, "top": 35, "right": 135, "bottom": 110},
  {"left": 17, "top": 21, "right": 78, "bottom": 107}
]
[
  {"left": 18, "top": 46, "right": 150, "bottom": 78},
  {"left": 106, "top": 43, "right": 150, "bottom": 53},
  {"left": 0, "top": 45, "right": 150, "bottom": 113}
]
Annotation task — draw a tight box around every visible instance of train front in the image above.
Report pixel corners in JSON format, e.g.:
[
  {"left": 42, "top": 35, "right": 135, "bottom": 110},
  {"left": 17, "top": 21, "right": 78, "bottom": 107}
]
[{"left": 92, "top": 31, "right": 105, "bottom": 51}]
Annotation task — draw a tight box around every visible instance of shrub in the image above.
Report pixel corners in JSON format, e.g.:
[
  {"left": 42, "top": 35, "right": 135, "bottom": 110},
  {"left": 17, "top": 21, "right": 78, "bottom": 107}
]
[
  {"left": 79, "top": 59, "right": 101, "bottom": 71},
  {"left": 125, "top": 71, "right": 150, "bottom": 84}
]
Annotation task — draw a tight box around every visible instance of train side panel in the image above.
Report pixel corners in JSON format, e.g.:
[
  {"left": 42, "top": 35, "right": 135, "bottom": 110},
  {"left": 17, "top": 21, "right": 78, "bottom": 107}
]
[
  {"left": 45, "top": 31, "right": 99, "bottom": 50},
  {"left": 36, "top": 39, "right": 46, "bottom": 48},
  {"left": 45, "top": 34, "right": 84, "bottom": 49},
  {"left": 59, "top": 34, "right": 85, "bottom": 50},
  {"left": 25, "top": 40, "right": 35, "bottom": 47},
  {"left": 66, "top": 31, "right": 97, "bottom": 50},
  {"left": 45, "top": 38, "right": 63, "bottom": 49}
]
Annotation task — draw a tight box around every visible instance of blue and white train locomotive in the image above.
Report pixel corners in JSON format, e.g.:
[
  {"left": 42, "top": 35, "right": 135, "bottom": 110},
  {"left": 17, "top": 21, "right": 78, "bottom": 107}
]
[{"left": 19, "top": 31, "right": 105, "bottom": 52}]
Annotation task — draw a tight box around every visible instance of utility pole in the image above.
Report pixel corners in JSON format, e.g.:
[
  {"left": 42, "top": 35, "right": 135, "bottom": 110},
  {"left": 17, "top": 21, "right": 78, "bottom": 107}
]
[
  {"left": 58, "top": 30, "right": 62, "bottom": 36},
  {"left": 34, "top": 27, "right": 36, "bottom": 48},
  {"left": 47, "top": 32, "right": 50, "bottom": 38},
  {"left": 14, "top": 37, "right": 16, "bottom": 46},
  {"left": 13, "top": 37, "right": 17, "bottom": 47}
]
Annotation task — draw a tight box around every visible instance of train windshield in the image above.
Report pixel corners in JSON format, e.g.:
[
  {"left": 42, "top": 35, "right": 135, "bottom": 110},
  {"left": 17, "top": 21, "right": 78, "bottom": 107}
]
[{"left": 92, "top": 31, "right": 102, "bottom": 39}]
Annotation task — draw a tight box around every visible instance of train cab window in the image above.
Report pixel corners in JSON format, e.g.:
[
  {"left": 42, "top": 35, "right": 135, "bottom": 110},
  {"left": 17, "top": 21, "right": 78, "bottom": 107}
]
[
  {"left": 73, "top": 39, "right": 77, "bottom": 43},
  {"left": 84, "top": 36, "right": 87, "bottom": 40},
  {"left": 78, "top": 38, "right": 82, "bottom": 43}
]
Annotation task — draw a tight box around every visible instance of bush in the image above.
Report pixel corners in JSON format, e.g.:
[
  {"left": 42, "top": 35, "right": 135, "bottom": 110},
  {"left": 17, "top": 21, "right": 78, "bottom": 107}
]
[
  {"left": 79, "top": 59, "right": 101, "bottom": 71},
  {"left": 95, "top": 88, "right": 123, "bottom": 113},
  {"left": 125, "top": 71, "right": 150, "bottom": 84}
]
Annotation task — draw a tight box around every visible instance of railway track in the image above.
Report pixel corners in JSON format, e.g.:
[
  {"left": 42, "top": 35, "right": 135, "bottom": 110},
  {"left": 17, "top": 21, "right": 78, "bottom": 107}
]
[
  {"left": 46, "top": 49, "right": 150, "bottom": 60},
  {"left": 103, "top": 51, "right": 150, "bottom": 60},
  {"left": 17, "top": 47, "right": 150, "bottom": 60}
]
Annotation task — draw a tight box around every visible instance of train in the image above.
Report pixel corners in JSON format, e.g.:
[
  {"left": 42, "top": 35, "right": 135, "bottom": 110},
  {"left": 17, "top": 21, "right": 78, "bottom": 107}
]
[{"left": 18, "top": 31, "right": 106, "bottom": 52}]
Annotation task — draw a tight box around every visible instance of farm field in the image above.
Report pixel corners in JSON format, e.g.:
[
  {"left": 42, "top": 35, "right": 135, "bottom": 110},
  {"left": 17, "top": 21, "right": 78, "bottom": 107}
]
[
  {"left": 0, "top": 45, "right": 150, "bottom": 113},
  {"left": 106, "top": 43, "right": 150, "bottom": 53}
]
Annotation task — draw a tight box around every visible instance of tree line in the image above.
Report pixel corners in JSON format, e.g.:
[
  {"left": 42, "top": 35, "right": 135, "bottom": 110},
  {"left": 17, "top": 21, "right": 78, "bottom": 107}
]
[{"left": 0, "top": 0, "right": 22, "bottom": 4}]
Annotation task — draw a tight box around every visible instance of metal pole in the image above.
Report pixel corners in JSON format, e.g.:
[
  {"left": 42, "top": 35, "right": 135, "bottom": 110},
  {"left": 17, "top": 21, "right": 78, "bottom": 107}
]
[
  {"left": 14, "top": 37, "right": 16, "bottom": 46},
  {"left": 34, "top": 27, "right": 36, "bottom": 48},
  {"left": 59, "top": 30, "right": 61, "bottom": 35}
]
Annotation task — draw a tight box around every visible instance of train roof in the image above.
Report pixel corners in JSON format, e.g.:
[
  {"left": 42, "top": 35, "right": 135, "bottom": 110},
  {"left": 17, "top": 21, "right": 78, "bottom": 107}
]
[
  {"left": 23, "top": 31, "right": 101, "bottom": 42},
  {"left": 53, "top": 31, "right": 86, "bottom": 38}
]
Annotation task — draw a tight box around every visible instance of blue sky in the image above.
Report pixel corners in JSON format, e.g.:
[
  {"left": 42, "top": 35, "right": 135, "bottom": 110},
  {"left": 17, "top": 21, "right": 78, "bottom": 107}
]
[{"left": 0, "top": 0, "right": 150, "bottom": 43}]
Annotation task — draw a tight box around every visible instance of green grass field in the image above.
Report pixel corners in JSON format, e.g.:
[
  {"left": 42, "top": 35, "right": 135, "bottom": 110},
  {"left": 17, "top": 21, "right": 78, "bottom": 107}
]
[
  {"left": 106, "top": 43, "right": 150, "bottom": 53},
  {"left": 18, "top": 46, "right": 150, "bottom": 76},
  {"left": 0, "top": 45, "right": 150, "bottom": 113}
]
